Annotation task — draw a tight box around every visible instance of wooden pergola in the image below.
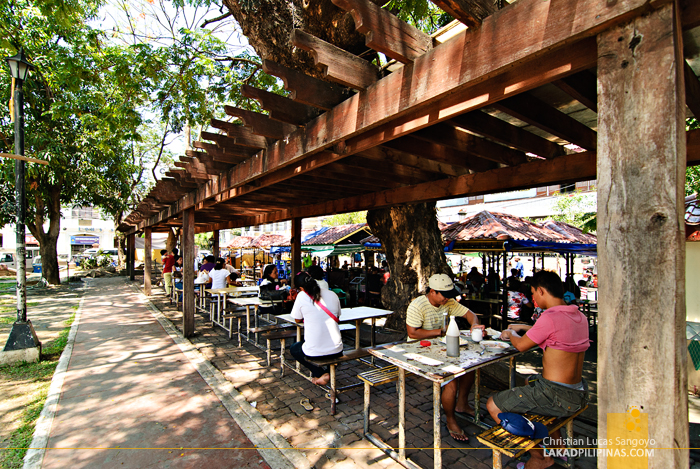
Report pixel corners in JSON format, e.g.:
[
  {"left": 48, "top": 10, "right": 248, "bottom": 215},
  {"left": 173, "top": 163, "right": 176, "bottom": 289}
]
[{"left": 121, "top": 0, "right": 700, "bottom": 463}]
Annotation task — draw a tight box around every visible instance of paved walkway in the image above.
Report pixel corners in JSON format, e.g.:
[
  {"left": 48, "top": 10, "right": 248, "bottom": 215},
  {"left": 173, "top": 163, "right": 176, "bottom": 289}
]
[{"left": 32, "top": 277, "right": 300, "bottom": 469}]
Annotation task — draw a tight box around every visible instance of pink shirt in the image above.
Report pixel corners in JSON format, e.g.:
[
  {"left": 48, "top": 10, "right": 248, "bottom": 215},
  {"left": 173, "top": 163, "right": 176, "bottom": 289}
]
[{"left": 525, "top": 305, "right": 590, "bottom": 353}]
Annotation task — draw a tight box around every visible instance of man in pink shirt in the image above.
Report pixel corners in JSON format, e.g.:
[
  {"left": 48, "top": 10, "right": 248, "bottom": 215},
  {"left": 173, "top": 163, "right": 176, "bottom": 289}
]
[{"left": 486, "top": 270, "right": 589, "bottom": 469}]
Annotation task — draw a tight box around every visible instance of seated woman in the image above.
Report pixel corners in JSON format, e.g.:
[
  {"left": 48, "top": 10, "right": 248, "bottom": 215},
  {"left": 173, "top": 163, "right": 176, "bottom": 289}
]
[
  {"left": 290, "top": 272, "right": 343, "bottom": 386},
  {"left": 259, "top": 264, "right": 286, "bottom": 315},
  {"left": 209, "top": 258, "right": 231, "bottom": 289}
]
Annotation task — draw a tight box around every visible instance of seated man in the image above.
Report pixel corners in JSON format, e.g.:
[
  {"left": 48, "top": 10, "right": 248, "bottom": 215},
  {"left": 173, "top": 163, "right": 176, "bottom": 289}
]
[
  {"left": 406, "top": 273, "right": 484, "bottom": 443},
  {"left": 486, "top": 270, "right": 590, "bottom": 469}
]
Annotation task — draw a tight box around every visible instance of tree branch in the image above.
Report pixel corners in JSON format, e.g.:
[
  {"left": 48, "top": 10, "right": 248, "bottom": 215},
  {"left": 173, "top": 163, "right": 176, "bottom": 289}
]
[
  {"left": 201, "top": 11, "right": 232, "bottom": 28},
  {"left": 152, "top": 118, "right": 170, "bottom": 182}
]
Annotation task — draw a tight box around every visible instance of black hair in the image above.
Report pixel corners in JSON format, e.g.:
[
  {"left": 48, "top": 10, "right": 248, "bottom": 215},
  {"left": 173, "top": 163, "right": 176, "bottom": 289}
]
[
  {"left": 294, "top": 272, "right": 321, "bottom": 302},
  {"left": 530, "top": 270, "right": 564, "bottom": 299},
  {"left": 511, "top": 268, "right": 519, "bottom": 276},
  {"left": 262, "top": 264, "right": 277, "bottom": 280},
  {"left": 306, "top": 265, "right": 325, "bottom": 281},
  {"left": 578, "top": 279, "right": 587, "bottom": 286},
  {"left": 172, "top": 248, "right": 179, "bottom": 255},
  {"left": 205, "top": 255, "right": 215, "bottom": 263},
  {"left": 216, "top": 257, "right": 225, "bottom": 264},
  {"left": 173, "top": 255, "right": 181, "bottom": 262},
  {"left": 214, "top": 259, "right": 224, "bottom": 270},
  {"left": 160, "top": 250, "right": 167, "bottom": 255}
]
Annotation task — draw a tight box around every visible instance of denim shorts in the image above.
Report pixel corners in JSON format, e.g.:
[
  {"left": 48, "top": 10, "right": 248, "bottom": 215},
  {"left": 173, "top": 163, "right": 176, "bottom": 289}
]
[{"left": 492, "top": 374, "right": 589, "bottom": 418}]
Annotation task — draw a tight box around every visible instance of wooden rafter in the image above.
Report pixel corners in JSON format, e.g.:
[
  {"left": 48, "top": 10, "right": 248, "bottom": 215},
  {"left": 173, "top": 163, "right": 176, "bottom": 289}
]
[
  {"left": 450, "top": 111, "right": 565, "bottom": 159},
  {"left": 493, "top": 93, "right": 597, "bottom": 150},
  {"left": 262, "top": 60, "right": 350, "bottom": 111},
  {"left": 552, "top": 70, "right": 598, "bottom": 112},
  {"left": 223, "top": 106, "right": 296, "bottom": 139},
  {"left": 430, "top": 0, "right": 496, "bottom": 29},
  {"left": 362, "top": 146, "right": 470, "bottom": 177},
  {"left": 684, "top": 61, "right": 700, "bottom": 119},
  {"left": 241, "top": 85, "right": 321, "bottom": 126},
  {"left": 332, "top": 0, "right": 432, "bottom": 64},
  {"left": 292, "top": 29, "right": 379, "bottom": 90},
  {"left": 383, "top": 136, "right": 498, "bottom": 172},
  {"left": 209, "top": 119, "right": 270, "bottom": 149}
]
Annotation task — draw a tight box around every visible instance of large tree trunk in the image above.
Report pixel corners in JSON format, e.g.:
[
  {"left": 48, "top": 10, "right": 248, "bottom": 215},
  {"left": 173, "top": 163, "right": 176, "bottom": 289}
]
[
  {"left": 166, "top": 228, "right": 178, "bottom": 253},
  {"left": 222, "top": 0, "right": 371, "bottom": 76},
  {"left": 367, "top": 203, "right": 451, "bottom": 331},
  {"left": 27, "top": 187, "right": 62, "bottom": 285}
]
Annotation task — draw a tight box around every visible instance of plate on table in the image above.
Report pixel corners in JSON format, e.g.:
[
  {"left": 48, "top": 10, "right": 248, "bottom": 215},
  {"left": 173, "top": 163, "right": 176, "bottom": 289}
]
[
  {"left": 480, "top": 340, "right": 510, "bottom": 353},
  {"left": 439, "top": 335, "right": 470, "bottom": 346},
  {"left": 485, "top": 327, "right": 501, "bottom": 339}
]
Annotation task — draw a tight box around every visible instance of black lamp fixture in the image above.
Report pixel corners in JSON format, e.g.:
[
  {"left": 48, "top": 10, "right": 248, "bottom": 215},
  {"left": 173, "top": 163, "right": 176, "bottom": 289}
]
[{"left": 6, "top": 48, "right": 34, "bottom": 82}]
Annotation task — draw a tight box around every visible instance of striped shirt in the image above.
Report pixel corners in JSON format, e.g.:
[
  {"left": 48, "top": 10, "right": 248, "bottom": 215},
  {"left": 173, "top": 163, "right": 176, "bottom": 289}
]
[{"left": 406, "top": 295, "right": 471, "bottom": 331}]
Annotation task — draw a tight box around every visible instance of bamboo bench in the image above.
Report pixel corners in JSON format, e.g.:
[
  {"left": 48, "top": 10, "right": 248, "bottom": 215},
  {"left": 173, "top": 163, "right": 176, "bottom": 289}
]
[
  {"left": 358, "top": 366, "right": 399, "bottom": 435},
  {"left": 222, "top": 311, "right": 248, "bottom": 346},
  {"left": 476, "top": 406, "right": 588, "bottom": 469},
  {"left": 261, "top": 328, "right": 298, "bottom": 376}
]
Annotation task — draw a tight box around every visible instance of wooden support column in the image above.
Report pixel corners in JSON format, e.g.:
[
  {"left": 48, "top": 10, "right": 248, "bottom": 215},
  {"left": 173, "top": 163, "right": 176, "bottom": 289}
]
[
  {"left": 213, "top": 230, "right": 220, "bottom": 258},
  {"left": 182, "top": 208, "right": 195, "bottom": 338},
  {"left": 291, "top": 218, "right": 302, "bottom": 277},
  {"left": 597, "top": 3, "right": 687, "bottom": 468},
  {"left": 144, "top": 228, "right": 152, "bottom": 296},
  {"left": 127, "top": 234, "right": 135, "bottom": 281}
]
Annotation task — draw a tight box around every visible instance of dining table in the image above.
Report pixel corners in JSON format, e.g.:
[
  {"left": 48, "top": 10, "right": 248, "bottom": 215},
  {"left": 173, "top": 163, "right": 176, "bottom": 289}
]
[
  {"left": 208, "top": 286, "right": 258, "bottom": 329},
  {"left": 367, "top": 336, "right": 522, "bottom": 469}
]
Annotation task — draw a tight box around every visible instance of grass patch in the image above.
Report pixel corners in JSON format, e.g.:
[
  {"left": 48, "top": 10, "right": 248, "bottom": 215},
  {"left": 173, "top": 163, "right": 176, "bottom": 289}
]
[
  {"left": 0, "top": 303, "right": 39, "bottom": 316},
  {"left": 0, "top": 313, "right": 75, "bottom": 468}
]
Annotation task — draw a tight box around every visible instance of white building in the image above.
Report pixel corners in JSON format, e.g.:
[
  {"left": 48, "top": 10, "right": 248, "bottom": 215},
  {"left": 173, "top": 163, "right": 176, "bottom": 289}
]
[{"left": 0, "top": 206, "right": 117, "bottom": 256}]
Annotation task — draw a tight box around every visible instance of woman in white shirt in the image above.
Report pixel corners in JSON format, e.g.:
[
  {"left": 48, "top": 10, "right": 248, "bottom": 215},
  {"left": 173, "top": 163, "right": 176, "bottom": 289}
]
[
  {"left": 290, "top": 272, "right": 343, "bottom": 386},
  {"left": 209, "top": 259, "right": 231, "bottom": 289}
]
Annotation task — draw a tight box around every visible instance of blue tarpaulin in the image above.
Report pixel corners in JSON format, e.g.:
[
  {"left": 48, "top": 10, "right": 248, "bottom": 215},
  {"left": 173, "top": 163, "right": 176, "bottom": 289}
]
[
  {"left": 302, "top": 227, "right": 331, "bottom": 243},
  {"left": 504, "top": 240, "right": 597, "bottom": 256}
]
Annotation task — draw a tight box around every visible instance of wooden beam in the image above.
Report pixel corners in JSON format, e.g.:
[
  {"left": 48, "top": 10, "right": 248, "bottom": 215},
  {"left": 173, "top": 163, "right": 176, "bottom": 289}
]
[
  {"left": 182, "top": 208, "right": 195, "bottom": 338},
  {"left": 363, "top": 145, "right": 470, "bottom": 177},
  {"left": 552, "top": 70, "right": 598, "bottom": 112},
  {"left": 684, "top": 61, "right": 700, "bottom": 119},
  {"left": 430, "top": 0, "right": 496, "bottom": 29},
  {"left": 133, "top": 0, "right": 658, "bottom": 232},
  {"left": 127, "top": 234, "right": 135, "bottom": 280},
  {"left": 291, "top": 218, "right": 302, "bottom": 277},
  {"left": 0, "top": 152, "right": 49, "bottom": 165},
  {"left": 241, "top": 85, "right": 322, "bottom": 126},
  {"left": 262, "top": 60, "right": 349, "bottom": 111},
  {"left": 413, "top": 122, "right": 529, "bottom": 166},
  {"left": 192, "top": 141, "right": 250, "bottom": 163},
  {"left": 683, "top": 0, "right": 700, "bottom": 30},
  {"left": 450, "top": 111, "right": 566, "bottom": 159},
  {"left": 223, "top": 106, "right": 296, "bottom": 139},
  {"left": 292, "top": 29, "right": 379, "bottom": 90},
  {"left": 493, "top": 93, "right": 598, "bottom": 150},
  {"left": 332, "top": 0, "right": 432, "bottom": 64},
  {"left": 596, "top": 3, "right": 687, "bottom": 465},
  {"left": 688, "top": 128, "right": 700, "bottom": 166},
  {"left": 144, "top": 227, "right": 152, "bottom": 296},
  {"left": 204, "top": 151, "right": 597, "bottom": 231},
  {"left": 384, "top": 136, "right": 498, "bottom": 172},
  {"left": 209, "top": 119, "right": 269, "bottom": 149}
]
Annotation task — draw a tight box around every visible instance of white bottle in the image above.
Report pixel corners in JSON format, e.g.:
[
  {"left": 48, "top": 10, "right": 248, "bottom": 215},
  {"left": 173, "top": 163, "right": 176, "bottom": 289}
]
[{"left": 446, "top": 315, "right": 460, "bottom": 357}]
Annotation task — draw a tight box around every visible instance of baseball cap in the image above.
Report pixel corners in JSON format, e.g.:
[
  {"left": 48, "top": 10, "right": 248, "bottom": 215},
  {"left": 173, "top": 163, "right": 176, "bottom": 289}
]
[
  {"left": 498, "top": 413, "right": 549, "bottom": 439},
  {"left": 428, "top": 274, "right": 460, "bottom": 299}
]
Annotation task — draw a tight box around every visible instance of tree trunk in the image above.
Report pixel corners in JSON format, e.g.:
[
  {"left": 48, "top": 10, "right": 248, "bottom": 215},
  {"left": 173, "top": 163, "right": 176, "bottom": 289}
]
[
  {"left": 38, "top": 236, "right": 60, "bottom": 284},
  {"left": 222, "top": 0, "right": 371, "bottom": 77},
  {"left": 166, "top": 228, "right": 178, "bottom": 253},
  {"left": 27, "top": 187, "right": 62, "bottom": 285},
  {"left": 367, "top": 203, "right": 451, "bottom": 331}
]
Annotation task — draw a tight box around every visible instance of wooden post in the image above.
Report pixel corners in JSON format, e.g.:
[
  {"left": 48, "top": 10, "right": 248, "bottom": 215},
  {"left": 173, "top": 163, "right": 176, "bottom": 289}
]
[
  {"left": 127, "top": 234, "right": 135, "bottom": 281},
  {"left": 291, "top": 217, "right": 302, "bottom": 277},
  {"left": 213, "top": 230, "right": 220, "bottom": 258},
  {"left": 144, "top": 228, "right": 152, "bottom": 296},
  {"left": 182, "top": 208, "right": 195, "bottom": 338},
  {"left": 597, "top": 3, "right": 687, "bottom": 467}
]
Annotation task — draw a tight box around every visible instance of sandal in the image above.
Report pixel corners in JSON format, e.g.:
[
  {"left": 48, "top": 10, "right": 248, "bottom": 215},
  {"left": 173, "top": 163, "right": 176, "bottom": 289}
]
[
  {"left": 300, "top": 398, "right": 313, "bottom": 411},
  {"left": 447, "top": 427, "right": 470, "bottom": 443}
]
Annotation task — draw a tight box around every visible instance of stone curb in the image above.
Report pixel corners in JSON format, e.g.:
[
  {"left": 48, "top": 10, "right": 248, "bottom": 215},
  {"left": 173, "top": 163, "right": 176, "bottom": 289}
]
[
  {"left": 23, "top": 280, "right": 89, "bottom": 469},
  {"left": 135, "top": 283, "right": 310, "bottom": 469}
]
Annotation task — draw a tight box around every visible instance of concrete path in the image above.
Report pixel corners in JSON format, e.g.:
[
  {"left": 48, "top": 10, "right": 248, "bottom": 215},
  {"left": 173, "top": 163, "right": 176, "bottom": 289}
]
[{"left": 34, "top": 277, "right": 295, "bottom": 469}]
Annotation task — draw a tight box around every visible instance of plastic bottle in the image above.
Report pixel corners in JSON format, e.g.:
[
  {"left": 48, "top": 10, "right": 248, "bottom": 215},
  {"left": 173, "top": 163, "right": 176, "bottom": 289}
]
[{"left": 446, "top": 315, "right": 460, "bottom": 357}]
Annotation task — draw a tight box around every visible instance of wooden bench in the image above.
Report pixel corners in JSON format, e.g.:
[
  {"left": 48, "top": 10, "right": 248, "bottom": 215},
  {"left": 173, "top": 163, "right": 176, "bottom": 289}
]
[
  {"left": 261, "top": 328, "right": 298, "bottom": 376},
  {"left": 222, "top": 312, "right": 248, "bottom": 346},
  {"left": 307, "top": 348, "right": 372, "bottom": 415},
  {"left": 358, "top": 366, "right": 399, "bottom": 435},
  {"left": 476, "top": 406, "right": 588, "bottom": 469}
]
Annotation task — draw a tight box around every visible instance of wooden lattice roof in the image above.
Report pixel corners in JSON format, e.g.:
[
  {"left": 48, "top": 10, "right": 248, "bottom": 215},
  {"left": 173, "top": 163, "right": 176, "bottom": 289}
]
[{"left": 120, "top": 0, "right": 700, "bottom": 235}]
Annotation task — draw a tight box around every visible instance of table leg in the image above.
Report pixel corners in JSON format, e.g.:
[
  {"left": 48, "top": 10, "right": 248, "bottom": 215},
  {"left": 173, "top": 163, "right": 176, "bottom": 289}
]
[
  {"left": 370, "top": 318, "right": 376, "bottom": 365},
  {"left": 509, "top": 356, "right": 516, "bottom": 388},
  {"left": 330, "top": 365, "right": 337, "bottom": 415},
  {"left": 398, "top": 368, "right": 406, "bottom": 461},
  {"left": 474, "top": 369, "right": 481, "bottom": 427},
  {"left": 355, "top": 319, "right": 361, "bottom": 349},
  {"left": 296, "top": 325, "right": 301, "bottom": 372},
  {"left": 433, "top": 381, "right": 441, "bottom": 469},
  {"left": 245, "top": 305, "right": 251, "bottom": 342}
]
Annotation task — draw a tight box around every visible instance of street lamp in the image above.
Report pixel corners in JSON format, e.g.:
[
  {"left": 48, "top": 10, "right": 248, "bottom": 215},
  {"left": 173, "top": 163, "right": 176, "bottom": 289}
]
[{"left": 3, "top": 48, "right": 39, "bottom": 358}]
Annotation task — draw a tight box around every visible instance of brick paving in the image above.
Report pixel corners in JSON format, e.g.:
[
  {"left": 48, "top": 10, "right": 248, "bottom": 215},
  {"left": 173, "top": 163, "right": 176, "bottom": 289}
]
[{"left": 144, "top": 277, "right": 597, "bottom": 469}]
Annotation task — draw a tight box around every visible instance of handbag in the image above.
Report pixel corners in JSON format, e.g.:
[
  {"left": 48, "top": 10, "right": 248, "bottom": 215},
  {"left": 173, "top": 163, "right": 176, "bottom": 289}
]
[{"left": 195, "top": 270, "right": 210, "bottom": 284}]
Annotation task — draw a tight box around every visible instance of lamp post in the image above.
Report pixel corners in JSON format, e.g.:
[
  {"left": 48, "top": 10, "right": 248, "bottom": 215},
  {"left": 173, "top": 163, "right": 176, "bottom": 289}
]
[{"left": 2, "top": 48, "right": 39, "bottom": 356}]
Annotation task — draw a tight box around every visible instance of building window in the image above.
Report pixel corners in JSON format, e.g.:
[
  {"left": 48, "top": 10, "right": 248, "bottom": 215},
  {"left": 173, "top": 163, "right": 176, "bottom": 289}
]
[{"left": 72, "top": 206, "right": 98, "bottom": 219}]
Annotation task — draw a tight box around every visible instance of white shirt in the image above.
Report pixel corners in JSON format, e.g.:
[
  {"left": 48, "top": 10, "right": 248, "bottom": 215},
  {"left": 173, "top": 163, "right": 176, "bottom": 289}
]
[
  {"left": 291, "top": 289, "right": 343, "bottom": 357},
  {"left": 209, "top": 269, "right": 230, "bottom": 289},
  {"left": 316, "top": 279, "right": 329, "bottom": 290}
]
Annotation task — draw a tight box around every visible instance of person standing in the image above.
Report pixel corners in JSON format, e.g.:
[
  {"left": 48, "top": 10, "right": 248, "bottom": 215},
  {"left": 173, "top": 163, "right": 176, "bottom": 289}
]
[{"left": 162, "top": 249, "right": 176, "bottom": 295}]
